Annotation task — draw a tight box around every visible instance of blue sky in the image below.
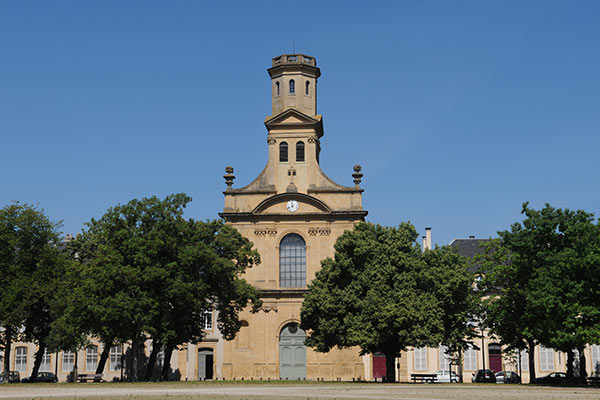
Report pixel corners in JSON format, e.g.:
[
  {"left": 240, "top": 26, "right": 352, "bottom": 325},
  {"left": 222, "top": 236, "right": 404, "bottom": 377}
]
[{"left": 1, "top": 1, "right": 599, "bottom": 246}]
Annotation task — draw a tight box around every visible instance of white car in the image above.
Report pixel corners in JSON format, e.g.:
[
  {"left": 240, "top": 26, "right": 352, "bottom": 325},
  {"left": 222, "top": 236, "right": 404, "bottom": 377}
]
[{"left": 436, "top": 370, "right": 459, "bottom": 383}]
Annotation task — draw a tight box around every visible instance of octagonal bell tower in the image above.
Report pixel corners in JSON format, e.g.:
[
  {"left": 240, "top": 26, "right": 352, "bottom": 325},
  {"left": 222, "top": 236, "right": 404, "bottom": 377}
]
[{"left": 269, "top": 54, "right": 320, "bottom": 116}]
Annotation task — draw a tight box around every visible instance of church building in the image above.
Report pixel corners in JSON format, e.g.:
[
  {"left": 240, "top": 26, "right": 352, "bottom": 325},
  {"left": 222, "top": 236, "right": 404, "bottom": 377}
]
[{"left": 218, "top": 53, "right": 369, "bottom": 380}]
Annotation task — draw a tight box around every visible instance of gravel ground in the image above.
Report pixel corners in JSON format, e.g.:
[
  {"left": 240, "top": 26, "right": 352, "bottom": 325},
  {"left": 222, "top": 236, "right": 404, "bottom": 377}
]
[{"left": 0, "top": 382, "right": 598, "bottom": 400}]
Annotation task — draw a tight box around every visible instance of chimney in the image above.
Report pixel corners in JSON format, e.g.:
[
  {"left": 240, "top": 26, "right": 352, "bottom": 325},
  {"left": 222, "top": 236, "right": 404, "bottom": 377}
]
[
  {"left": 425, "top": 227, "right": 432, "bottom": 250},
  {"left": 422, "top": 236, "right": 427, "bottom": 252}
]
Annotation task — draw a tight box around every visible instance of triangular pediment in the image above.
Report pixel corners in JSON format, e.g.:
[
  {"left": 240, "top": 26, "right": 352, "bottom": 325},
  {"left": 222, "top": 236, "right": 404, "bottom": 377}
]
[{"left": 264, "top": 109, "right": 322, "bottom": 126}]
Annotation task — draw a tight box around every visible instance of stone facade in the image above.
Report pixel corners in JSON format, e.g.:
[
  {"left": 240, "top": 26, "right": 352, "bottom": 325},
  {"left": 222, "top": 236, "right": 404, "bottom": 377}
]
[{"left": 218, "top": 54, "right": 368, "bottom": 381}]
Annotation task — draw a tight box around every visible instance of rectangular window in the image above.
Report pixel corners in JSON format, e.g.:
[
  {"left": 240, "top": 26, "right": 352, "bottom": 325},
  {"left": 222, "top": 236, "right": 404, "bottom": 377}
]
[
  {"left": 591, "top": 345, "right": 600, "bottom": 376},
  {"left": 519, "top": 350, "right": 529, "bottom": 372},
  {"left": 40, "top": 350, "right": 51, "bottom": 372},
  {"left": 15, "top": 347, "right": 27, "bottom": 372},
  {"left": 203, "top": 310, "right": 213, "bottom": 330},
  {"left": 414, "top": 347, "right": 427, "bottom": 371},
  {"left": 464, "top": 348, "right": 478, "bottom": 371},
  {"left": 86, "top": 346, "right": 98, "bottom": 372},
  {"left": 109, "top": 346, "right": 122, "bottom": 371},
  {"left": 438, "top": 345, "right": 450, "bottom": 371},
  {"left": 63, "top": 351, "right": 74, "bottom": 372},
  {"left": 539, "top": 346, "right": 554, "bottom": 371}
]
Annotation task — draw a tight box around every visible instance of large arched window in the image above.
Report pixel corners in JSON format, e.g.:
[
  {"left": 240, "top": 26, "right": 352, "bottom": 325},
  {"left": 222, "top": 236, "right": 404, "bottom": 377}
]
[
  {"left": 289, "top": 79, "right": 295, "bottom": 94},
  {"left": 280, "top": 233, "right": 306, "bottom": 287},
  {"left": 279, "top": 141, "right": 288, "bottom": 162},
  {"left": 296, "top": 141, "right": 305, "bottom": 162}
]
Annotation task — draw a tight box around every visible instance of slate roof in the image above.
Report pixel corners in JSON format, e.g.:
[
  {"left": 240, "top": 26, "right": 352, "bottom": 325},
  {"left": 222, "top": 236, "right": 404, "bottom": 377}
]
[{"left": 449, "top": 238, "right": 489, "bottom": 273}]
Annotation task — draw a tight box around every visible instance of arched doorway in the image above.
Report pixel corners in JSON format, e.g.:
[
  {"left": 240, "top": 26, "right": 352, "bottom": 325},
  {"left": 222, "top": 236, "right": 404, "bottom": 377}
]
[
  {"left": 279, "top": 323, "right": 306, "bottom": 380},
  {"left": 197, "top": 348, "right": 213, "bottom": 380},
  {"left": 488, "top": 343, "right": 502, "bottom": 372}
]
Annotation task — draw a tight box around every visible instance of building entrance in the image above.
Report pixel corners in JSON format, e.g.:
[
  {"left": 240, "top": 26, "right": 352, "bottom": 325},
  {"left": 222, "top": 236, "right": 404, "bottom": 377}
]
[
  {"left": 488, "top": 344, "right": 502, "bottom": 372},
  {"left": 279, "top": 323, "right": 306, "bottom": 380},
  {"left": 197, "top": 348, "right": 213, "bottom": 380}
]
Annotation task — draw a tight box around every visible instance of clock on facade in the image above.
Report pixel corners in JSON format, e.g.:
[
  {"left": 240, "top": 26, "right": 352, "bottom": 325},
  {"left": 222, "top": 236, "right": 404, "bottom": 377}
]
[{"left": 286, "top": 200, "right": 299, "bottom": 212}]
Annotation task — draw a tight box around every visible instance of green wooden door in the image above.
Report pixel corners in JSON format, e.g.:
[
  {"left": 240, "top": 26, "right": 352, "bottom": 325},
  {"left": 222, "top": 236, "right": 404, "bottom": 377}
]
[{"left": 279, "top": 323, "right": 306, "bottom": 380}]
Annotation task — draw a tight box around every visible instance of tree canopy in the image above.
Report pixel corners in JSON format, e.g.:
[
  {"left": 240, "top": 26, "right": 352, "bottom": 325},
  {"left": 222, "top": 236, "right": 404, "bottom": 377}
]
[
  {"left": 300, "top": 222, "right": 475, "bottom": 382},
  {"left": 56, "top": 194, "right": 261, "bottom": 380},
  {"left": 0, "top": 202, "right": 67, "bottom": 381},
  {"left": 480, "top": 203, "right": 600, "bottom": 382}
]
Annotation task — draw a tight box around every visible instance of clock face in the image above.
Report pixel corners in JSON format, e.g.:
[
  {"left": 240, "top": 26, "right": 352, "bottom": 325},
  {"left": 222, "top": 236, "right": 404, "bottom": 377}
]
[{"left": 286, "top": 200, "right": 299, "bottom": 212}]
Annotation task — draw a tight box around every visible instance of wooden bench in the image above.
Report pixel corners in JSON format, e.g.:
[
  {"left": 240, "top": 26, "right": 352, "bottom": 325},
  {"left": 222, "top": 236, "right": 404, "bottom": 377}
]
[
  {"left": 77, "top": 374, "right": 104, "bottom": 383},
  {"left": 411, "top": 373, "right": 437, "bottom": 383}
]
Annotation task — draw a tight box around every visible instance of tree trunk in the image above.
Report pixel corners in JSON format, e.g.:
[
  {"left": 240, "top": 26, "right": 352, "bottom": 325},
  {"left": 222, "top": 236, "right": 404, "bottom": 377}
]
[
  {"left": 71, "top": 350, "right": 79, "bottom": 383},
  {"left": 384, "top": 352, "right": 396, "bottom": 383},
  {"left": 578, "top": 346, "right": 587, "bottom": 378},
  {"left": 457, "top": 348, "right": 463, "bottom": 383},
  {"left": 127, "top": 335, "right": 141, "bottom": 382},
  {"left": 566, "top": 349, "right": 574, "bottom": 381},
  {"left": 527, "top": 340, "right": 536, "bottom": 384},
  {"left": 161, "top": 345, "right": 174, "bottom": 381},
  {"left": 30, "top": 343, "right": 46, "bottom": 381},
  {"left": 2, "top": 327, "right": 12, "bottom": 382},
  {"left": 95, "top": 337, "right": 114, "bottom": 375},
  {"left": 145, "top": 337, "right": 160, "bottom": 381}
]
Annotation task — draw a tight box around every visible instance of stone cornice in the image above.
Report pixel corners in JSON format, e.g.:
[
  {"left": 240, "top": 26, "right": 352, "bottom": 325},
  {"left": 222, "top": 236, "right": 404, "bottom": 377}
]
[
  {"left": 219, "top": 210, "right": 368, "bottom": 223},
  {"left": 258, "top": 289, "right": 308, "bottom": 298}
]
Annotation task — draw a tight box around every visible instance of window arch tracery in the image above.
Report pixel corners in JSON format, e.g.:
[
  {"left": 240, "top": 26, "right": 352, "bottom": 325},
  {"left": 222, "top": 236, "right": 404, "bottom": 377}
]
[
  {"left": 296, "top": 141, "right": 305, "bottom": 162},
  {"left": 280, "top": 142, "right": 288, "bottom": 162},
  {"left": 280, "top": 233, "right": 306, "bottom": 287}
]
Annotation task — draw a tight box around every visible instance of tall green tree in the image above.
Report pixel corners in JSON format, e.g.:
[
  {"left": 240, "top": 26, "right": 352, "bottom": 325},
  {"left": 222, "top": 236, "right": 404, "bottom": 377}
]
[
  {"left": 301, "top": 222, "right": 474, "bottom": 382},
  {"left": 0, "top": 202, "right": 66, "bottom": 381},
  {"left": 422, "top": 246, "right": 477, "bottom": 382},
  {"left": 480, "top": 203, "right": 600, "bottom": 382},
  {"left": 63, "top": 194, "right": 261, "bottom": 381}
]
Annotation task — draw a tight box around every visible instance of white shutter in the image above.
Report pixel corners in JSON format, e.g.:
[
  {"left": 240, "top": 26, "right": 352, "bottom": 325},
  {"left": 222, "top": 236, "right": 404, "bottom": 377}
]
[
  {"left": 464, "top": 348, "right": 477, "bottom": 371},
  {"left": 519, "top": 350, "right": 529, "bottom": 372},
  {"left": 439, "top": 345, "right": 450, "bottom": 371},
  {"left": 539, "top": 347, "right": 554, "bottom": 371},
  {"left": 591, "top": 345, "right": 600, "bottom": 375},
  {"left": 414, "top": 347, "right": 427, "bottom": 371}
]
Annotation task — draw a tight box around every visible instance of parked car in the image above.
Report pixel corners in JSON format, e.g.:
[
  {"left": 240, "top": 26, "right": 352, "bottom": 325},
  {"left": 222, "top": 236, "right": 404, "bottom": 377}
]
[
  {"left": 534, "top": 372, "right": 566, "bottom": 385},
  {"left": 21, "top": 372, "right": 58, "bottom": 383},
  {"left": 436, "top": 370, "right": 459, "bottom": 383},
  {"left": 0, "top": 371, "right": 21, "bottom": 383},
  {"left": 495, "top": 370, "right": 521, "bottom": 384},
  {"left": 472, "top": 369, "right": 497, "bottom": 383}
]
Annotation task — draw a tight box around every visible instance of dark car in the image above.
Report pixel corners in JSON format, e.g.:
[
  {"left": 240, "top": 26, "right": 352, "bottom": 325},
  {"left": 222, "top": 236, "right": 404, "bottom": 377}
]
[
  {"left": 534, "top": 372, "right": 566, "bottom": 385},
  {"left": 0, "top": 371, "right": 21, "bottom": 383},
  {"left": 21, "top": 372, "right": 58, "bottom": 383},
  {"left": 472, "top": 369, "right": 497, "bottom": 383},
  {"left": 495, "top": 370, "right": 521, "bottom": 384}
]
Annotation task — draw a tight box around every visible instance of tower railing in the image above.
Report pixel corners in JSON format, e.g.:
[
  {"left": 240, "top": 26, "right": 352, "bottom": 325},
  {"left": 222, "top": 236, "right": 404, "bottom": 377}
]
[{"left": 272, "top": 54, "right": 316, "bottom": 67}]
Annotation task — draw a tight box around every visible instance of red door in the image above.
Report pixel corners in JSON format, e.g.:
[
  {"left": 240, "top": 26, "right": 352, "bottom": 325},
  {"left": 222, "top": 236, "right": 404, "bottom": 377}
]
[
  {"left": 488, "top": 344, "right": 502, "bottom": 372},
  {"left": 373, "top": 353, "right": 386, "bottom": 380}
]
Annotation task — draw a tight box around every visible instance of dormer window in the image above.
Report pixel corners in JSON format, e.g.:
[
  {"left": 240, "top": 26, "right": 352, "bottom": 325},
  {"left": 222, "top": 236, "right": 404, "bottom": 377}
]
[
  {"left": 305, "top": 81, "right": 310, "bottom": 95},
  {"left": 280, "top": 142, "right": 288, "bottom": 162},
  {"left": 275, "top": 81, "right": 280, "bottom": 96},
  {"left": 296, "top": 141, "right": 305, "bottom": 162},
  {"left": 289, "top": 79, "right": 295, "bottom": 94}
]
